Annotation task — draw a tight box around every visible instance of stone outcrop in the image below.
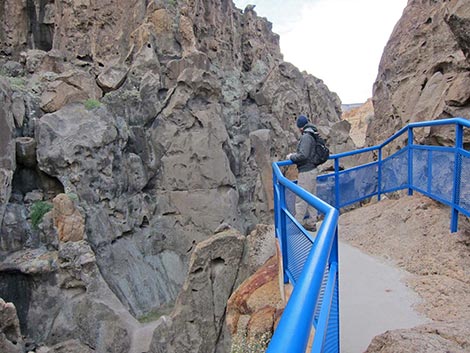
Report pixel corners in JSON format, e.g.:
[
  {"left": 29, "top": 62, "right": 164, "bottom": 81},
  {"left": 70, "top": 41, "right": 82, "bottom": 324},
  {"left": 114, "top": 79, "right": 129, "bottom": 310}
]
[
  {"left": 227, "top": 256, "right": 283, "bottom": 348},
  {"left": 370, "top": 0, "right": 470, "bottom": 150},
  {"left": 0, "top": 79, "right": 15, "bottom": 229},
  {"left": 0, "top": 1, "right": 355, "bottom": 352},
  {"left": 149, "top": 229, "right": 245, "bottom": 353},
  {"left": 365, "top": 321, "right": 469, "bottom": 353},
  {"left": 52, "top": 194, "right": 84, "bottom": 243},
  {"left": 0, "top": 298, "right": 24, "bottom": 353}
]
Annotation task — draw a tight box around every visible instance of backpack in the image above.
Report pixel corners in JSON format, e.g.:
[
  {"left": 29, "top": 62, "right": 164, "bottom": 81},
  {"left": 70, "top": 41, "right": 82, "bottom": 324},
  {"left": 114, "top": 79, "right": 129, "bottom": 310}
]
[{"left": 311, "top": 133, "right": 330, "bottom": 166}]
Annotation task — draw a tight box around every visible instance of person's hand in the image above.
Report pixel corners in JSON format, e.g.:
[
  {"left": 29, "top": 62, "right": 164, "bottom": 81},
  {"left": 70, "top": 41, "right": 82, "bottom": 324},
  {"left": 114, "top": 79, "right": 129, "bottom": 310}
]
[{"left": 287, "top": 153, "right": 293, "bottom": 159}]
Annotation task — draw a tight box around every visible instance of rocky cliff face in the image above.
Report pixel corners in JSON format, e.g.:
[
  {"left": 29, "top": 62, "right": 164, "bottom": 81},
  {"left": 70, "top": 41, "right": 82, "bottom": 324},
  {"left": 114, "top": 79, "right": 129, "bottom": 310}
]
[
  {"left": 0, "top": 0, "right": 353, "bottom": 352},
  {"left": 369, "top": 0, "right": 470, "bottom": 150}
]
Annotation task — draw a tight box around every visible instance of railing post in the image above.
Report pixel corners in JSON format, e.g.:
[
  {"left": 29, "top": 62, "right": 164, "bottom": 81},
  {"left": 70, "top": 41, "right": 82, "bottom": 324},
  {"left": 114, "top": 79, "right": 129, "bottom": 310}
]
[
  {"left": 279, "top": 182, "right": 289, "bottom": 283},
  {"left": 334, "top": 157, "right": 340, "bottom": 209},
  {"left": 377, "top": 147, "right": 382, "bottom": 201},
  {"left": 330, "top": 226, "right": 340, "bottom": 352},
  {"left": 408, "top": 127, "right": 414, "bottom": 195},
  {"left": 451, "top": 123, "right": 463, "bottom": 232}
]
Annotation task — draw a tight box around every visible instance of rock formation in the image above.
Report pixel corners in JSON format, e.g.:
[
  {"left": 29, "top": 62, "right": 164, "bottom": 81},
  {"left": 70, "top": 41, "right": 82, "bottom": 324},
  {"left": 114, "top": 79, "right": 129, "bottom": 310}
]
[
  {"left": 370, "top": 0, "right": 470, "bottom": 151},
  {"left": 0, "top": 298, "right": 24, "bottom": 353},
  {"left": 0, "top": 0, "right": 353, "bottom": 352},
  {"left": 342, "top": 99, "right": 374, "bottom": 148}
]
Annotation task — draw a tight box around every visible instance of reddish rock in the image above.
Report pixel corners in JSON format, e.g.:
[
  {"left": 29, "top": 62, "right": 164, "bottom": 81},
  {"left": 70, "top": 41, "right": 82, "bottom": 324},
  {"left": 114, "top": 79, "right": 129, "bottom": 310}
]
[
  {"left": 52, "top": 193, "right": 85, "bottom": 243},
  {"left": 227, "top": 255, "right": 284, "bottom": 341}
]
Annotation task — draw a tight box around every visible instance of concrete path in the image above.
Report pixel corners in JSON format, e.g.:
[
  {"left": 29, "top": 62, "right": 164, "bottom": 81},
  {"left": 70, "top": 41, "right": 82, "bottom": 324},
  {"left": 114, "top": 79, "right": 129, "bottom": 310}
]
[{"left": 339, "top": 241, "right": 428, "bottom": 353}]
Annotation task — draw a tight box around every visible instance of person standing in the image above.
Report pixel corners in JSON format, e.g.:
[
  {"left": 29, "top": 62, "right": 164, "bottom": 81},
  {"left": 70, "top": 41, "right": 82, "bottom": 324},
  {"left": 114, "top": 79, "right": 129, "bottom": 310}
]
[{"left": 287, "top": 115, "right": 319, "bottom": 231}]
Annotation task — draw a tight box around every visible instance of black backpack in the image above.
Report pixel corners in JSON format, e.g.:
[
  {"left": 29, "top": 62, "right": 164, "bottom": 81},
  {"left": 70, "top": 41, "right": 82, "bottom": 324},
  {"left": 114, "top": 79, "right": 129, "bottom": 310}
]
[{"left": 311, "top": 133, "right": 330, "bottom": 166}]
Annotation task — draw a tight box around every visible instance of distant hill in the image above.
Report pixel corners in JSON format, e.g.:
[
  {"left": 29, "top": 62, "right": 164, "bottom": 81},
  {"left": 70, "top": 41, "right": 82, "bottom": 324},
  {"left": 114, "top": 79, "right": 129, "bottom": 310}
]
[
  {"left": 341, "top": 103, "right": 364, "bottom": 112},
  {"left": 341, "top": 99, "right": 374, "bottom": 147}
]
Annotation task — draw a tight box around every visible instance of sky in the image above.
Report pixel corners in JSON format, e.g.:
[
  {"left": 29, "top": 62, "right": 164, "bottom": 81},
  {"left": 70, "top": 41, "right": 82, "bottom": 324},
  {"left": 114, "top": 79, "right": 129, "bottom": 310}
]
[{"left": 233, "top": 0, "right": 408, "bottom": 104}]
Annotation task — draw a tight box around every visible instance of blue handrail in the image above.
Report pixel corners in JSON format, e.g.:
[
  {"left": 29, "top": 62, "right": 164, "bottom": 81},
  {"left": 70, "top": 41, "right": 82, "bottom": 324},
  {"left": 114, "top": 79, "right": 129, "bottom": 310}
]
[
  {"left": 270, "top": 159, "right": 339, "bottom": 352},
  {"left": 320, "top": 117, "right": 470, "bottom": 231},
  {"left": 269, "top": 117, "right": 470, "bottom": 353}
]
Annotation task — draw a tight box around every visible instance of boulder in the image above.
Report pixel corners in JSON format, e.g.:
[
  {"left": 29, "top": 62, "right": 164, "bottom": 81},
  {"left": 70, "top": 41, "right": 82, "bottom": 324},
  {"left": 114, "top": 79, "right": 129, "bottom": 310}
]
[
  {"left": 227, "top": 256, "right": 283, "bottom": 350},
  {"left": 149, "top": 229, "right": 246, "bottom": 353},
  {"left": 52, "top": 194, "right": 85, "bottom": 243},
  {"left": 0, "top": 298, "right": 24, "bottom": 353},
  {"left": 39, "top": 69, "right": 102, "bottom": 113},
  {"left": 15, "top": 137, "right": 37, "bottom": 168},
  {"left": 0, "top": 79, "right": 15, "bottom": 229},
  {"left": 0, "top": 203, "right": 32, "bottom": 252},
  {"left": 97, "top": 64, "right": 129, "bottom": 92},
  {"left": 365, "top": 321, "right": 470, "bottom": 353}
]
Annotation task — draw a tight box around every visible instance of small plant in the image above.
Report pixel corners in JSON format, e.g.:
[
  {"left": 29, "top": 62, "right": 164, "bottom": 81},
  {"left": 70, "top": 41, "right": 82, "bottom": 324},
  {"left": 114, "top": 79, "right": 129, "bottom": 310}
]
[
  {"left": 30, "top": 201, "right": 53, "bottom": 230},
  {"left": 66, "top": 192, "right": 79, "bottom": 202},
  {"left": 8, "top": 76, "right": 27, "bottom": 90},
  {"left": 138, "top": 305, "right": 173, "bottom": 323},
  {"left": 84, "top": 98, "right": 101, "bottom": 110},
  {"left": 231, "top": 332, "right": 271, "bottom": 353}
]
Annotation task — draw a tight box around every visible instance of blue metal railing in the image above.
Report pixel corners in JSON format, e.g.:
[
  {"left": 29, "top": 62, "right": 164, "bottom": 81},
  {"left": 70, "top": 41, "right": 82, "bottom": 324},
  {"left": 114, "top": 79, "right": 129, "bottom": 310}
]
[
  {"left": 268, "top": 117, "right": 470, "bottom": 353},
  {"left": 270, "top": 160, "right": 340, "bottom": 353},
  {"left": 317, "top": 117, "right": 470, "bottom": 232}
]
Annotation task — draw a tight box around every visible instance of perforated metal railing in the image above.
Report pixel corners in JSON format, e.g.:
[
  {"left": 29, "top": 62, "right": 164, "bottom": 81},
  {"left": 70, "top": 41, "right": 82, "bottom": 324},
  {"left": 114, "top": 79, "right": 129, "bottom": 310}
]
[
  {"left": 317, "top": 117, "right": 470, "bottom": 231},
  {"left": 268, "top": 117, "right": 470, "bottom": 353},
  {"left": 270, "top": 160, "right": 339, "bottom": 353}
]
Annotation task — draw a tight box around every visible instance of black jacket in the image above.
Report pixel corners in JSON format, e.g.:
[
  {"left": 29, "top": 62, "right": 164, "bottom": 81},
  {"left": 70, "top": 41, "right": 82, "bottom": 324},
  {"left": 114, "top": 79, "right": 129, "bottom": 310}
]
[{"left": 290, "top": 124, "right": 318, "bottom": 172}]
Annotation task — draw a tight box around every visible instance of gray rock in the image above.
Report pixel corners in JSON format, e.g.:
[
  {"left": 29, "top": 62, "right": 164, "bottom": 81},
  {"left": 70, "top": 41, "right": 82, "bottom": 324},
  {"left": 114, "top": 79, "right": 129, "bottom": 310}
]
[
  {"left": 370, "top": 1, "right": 470, "bottom": 149},
  {"left": 0, "top": 169, "right": 13, "bottom": 233},
  {"left": 0, "top": 298, "right": 24, "bottom": 353},
  {"left": 36, "top": 104, "right": 121, "bottom": 196},
  {"left": 24, "top": 190, "right": 44, "bottom": 204},
  {"left": 0, "top": 203, "right": 32, "bottom": 252},
  {"left": 49, "top": 297, "right": 131, "bottom": 353},
  {"left": 149, "top": 229, "right": 246, "bottom": 353},
  {"left": 15, "top": 137, "right": 37, "bottom": 168},
  {"left": 365, "top": 320, "right": 470, "bottom": 353},
  {"left": 11, "top": 91, "right": 25, "bottom": 128},
  {"left": 0, "top": 79, "right": 15, "bottom": 228},
  {"left": 39, "top": 339, "right": 95, "bottom": 353},
  {"left": 236, "top": 224, "right": 276, "bottom": 287},
  {"left": 97, "top": 63, "right": 128, "bottom": 92},
  {"left": 249, "top": 129, "right": 274, "bottom": 212}
]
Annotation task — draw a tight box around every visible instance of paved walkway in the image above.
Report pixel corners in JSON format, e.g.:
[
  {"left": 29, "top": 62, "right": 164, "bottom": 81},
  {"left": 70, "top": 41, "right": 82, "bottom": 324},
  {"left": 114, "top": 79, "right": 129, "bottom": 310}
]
[{"left": 339, "top": 241, "right": 428, "bottom": 353}]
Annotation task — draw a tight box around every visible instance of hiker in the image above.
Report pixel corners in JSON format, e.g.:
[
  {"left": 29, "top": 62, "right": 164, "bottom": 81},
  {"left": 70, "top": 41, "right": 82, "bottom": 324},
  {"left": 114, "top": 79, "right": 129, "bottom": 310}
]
[{"left": 287, "top": 115, "right": 320, "bottom": 231}]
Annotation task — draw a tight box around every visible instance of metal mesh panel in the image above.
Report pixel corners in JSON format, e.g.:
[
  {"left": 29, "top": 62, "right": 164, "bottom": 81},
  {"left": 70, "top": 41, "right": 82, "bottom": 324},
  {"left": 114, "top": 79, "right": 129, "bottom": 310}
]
[
  {"left": 285, "top": 216, "right": 314, "bottom": 283},
  {"left": 317, "top": 174, "right": 335, "bottom": 206},
  {"left": 313, "top": 266, "right": 329, "bottom": 324},
  {"left": 460, "top": 153, "right": 470, "bottom": 210},
  {"left": 317, "top": 164, "right": 378, "bottom": 208},
  {"left": 338, "top": 163, "right": 378, "bottom": 207},
  {"left": 382, "top": 149, "right": 408, "bottom": 192},
  {"left": 323, "top": 269, "right": 340, "bottom": 353},
  {"left": 430, "top": 150, "right": 454, "bottom": 203},
  {"left": 412, "top": 149, "right": 428, "bottom": 191},
  {"left": 285, "top": 186, "right": 296, "bottom": 216}
]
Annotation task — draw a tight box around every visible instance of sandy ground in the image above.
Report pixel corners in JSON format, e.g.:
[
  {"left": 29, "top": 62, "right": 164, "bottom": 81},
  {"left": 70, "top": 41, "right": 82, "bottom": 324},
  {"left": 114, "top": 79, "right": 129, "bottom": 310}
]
[{"left": 338, "top": 193, "right": 470, "bottom": 352}]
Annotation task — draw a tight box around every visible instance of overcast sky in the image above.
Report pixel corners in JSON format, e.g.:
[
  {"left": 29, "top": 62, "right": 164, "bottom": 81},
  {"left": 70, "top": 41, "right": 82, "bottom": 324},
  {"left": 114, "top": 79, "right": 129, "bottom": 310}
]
[{"left": 233, "top": 0, "right": 408, "bottom": 104}]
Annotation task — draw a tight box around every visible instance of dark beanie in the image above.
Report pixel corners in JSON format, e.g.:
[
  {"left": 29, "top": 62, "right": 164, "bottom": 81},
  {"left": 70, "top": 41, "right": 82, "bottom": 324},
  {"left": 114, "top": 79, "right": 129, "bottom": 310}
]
[{"left": 296, "top": 115, "right": 308, "bottom": 128}]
